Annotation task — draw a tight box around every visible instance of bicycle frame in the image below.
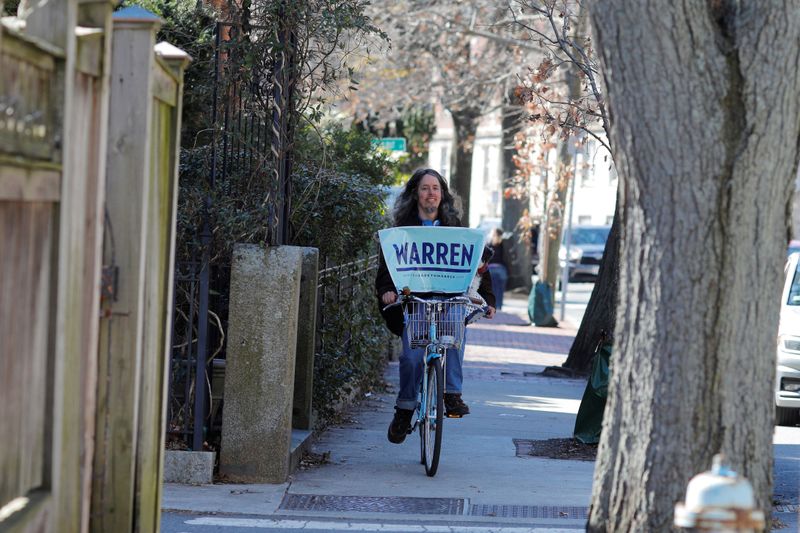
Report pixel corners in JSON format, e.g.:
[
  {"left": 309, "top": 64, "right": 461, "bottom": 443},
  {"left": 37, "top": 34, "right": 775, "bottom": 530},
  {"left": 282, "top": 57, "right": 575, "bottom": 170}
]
[
  {"left": 417, "top": 310, "right": 446, "bottom": 433},
  {"left": 399, "top": 295, "right": 483, "bottom": 424},
  {"left": 383, "top": 294, "right": 486, "bottom": 476}
]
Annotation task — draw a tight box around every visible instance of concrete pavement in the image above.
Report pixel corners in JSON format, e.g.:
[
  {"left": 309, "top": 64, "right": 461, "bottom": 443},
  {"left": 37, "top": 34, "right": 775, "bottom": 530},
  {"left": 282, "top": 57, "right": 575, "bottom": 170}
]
[{"left": 162, "top": 293, "right": 799, "bottom": 532}]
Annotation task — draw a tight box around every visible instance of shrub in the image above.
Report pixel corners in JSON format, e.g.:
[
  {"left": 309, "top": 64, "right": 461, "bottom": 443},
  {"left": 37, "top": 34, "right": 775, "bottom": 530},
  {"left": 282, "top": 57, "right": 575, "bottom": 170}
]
[{"left": 290, "top": 124, "right": 396, "bottom": 425}]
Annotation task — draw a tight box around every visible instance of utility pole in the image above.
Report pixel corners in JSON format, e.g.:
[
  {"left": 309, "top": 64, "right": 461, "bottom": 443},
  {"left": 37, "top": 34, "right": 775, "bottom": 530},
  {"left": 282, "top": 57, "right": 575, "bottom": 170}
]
[{"left": 559, "top": 142, "right": 579, "bottom": 321}]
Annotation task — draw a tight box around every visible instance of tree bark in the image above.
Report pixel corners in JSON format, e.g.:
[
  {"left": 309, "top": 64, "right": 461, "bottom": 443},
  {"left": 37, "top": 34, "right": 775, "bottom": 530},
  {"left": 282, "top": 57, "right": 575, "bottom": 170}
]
[
  {"left": 501, "top": 98, "right": 532, "bottom": 291},
  {"left": 588, "top": 3, "right": 800, "bottom": 531},
  {"left": 539, "top": 34, "right": 583, "bottom": 292},
  {"left": 449, "top": 110, "right": 480, "bottom": 224},
  {"left": 563, "top": 203, "right": 620, "bottom": 373},
  {"left": 541, "top": 141, "right": 570, "bottom": 289}
]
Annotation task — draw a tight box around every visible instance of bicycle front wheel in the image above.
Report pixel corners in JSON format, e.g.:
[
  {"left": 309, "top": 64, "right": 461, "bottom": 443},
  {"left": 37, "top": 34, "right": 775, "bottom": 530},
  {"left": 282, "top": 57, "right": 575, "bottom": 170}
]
[{"left": 420, "top": 357, "right": 444, "bottom": 476}]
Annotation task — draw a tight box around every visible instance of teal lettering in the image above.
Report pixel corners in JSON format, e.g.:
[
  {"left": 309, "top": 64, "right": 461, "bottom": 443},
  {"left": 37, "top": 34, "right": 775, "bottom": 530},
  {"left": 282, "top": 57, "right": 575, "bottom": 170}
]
[
  {"left": 422, "top": 242, "right": 434, "bottom": 264},
  {"left": 461, "top": 244, "right": 474, "bottom": 266},
  {"left": 409, "top": 242, "right": 420, "bottom": 264},
  {"left": 392, "top": 243, "right": 408, "bottom": 264},
  {"left": 436, "top": 242, "right": 448, "bottom": 265}
]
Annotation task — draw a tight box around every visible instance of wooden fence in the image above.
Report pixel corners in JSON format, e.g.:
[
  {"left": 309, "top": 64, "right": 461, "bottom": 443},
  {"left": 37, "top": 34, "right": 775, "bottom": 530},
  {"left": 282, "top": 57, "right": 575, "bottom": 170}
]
[{"left": 0, "top": 2, "right": 188, "bottom": 532}]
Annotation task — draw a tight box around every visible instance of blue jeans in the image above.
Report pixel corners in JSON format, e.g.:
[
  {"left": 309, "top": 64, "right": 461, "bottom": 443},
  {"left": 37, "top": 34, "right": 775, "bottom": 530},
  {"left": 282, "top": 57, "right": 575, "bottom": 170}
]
[
  {"left": 395, "top": 303, "right": 466, "bottom": 410},
  {"left": 488, "top": 264, "right": 508, "bottom": 310}
]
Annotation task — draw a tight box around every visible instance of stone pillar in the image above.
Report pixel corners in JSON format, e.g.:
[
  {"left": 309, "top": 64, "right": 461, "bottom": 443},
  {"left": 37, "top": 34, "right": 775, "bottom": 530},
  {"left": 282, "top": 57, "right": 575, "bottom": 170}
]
[
  {"left": 292, "top": 248, "right": 319, "bottom": 430},
  {"left": 220, "top": 244, "right": 303, "bottom": 483}
]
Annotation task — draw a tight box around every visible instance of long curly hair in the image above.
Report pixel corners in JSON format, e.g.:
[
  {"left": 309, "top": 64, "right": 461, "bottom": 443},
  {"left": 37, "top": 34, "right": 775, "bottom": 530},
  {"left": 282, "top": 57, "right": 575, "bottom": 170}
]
[{"left": 392, "top": 168, "right": 461, "bottom": 226}]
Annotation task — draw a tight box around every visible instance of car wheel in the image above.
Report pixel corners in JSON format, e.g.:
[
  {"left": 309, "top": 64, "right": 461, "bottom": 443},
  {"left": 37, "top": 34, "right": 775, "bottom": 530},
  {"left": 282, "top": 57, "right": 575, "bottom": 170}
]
[{"left": 776, "top": 406, "right": 799, "bottom": 426}]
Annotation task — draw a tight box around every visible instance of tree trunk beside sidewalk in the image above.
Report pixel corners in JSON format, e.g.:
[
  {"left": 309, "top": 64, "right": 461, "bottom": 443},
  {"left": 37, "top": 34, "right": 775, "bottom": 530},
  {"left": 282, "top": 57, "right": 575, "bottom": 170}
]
[
  {"left": 501, "top": 97, "right": 532, "bottom": 291},
  {"left": 449, "top": 109, "right": 480, "bottom": 224},
  {"left": 587, "top": 2, "right": 800, "bottom": 531},
  {"left": 562, "top": 204, "right": 620, "bottom": 374}
]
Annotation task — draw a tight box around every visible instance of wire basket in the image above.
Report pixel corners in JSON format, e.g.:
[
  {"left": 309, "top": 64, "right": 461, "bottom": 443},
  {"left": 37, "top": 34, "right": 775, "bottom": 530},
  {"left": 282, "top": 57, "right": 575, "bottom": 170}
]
[{"left": 403, "top": 299, "right": 482, "bottom": 349}]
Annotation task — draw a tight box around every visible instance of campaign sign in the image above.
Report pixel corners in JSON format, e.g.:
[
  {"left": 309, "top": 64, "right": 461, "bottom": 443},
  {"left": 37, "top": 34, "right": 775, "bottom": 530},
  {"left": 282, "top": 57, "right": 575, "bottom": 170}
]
[{"left": 378, "top": 226, "right": 484, "bottom": 293}]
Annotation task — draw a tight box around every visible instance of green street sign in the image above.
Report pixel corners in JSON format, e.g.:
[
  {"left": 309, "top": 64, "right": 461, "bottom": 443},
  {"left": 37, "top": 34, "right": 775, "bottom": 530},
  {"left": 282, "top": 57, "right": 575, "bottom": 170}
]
[{"left": 372, "top": 137, "right": 407, "bottom": 152}]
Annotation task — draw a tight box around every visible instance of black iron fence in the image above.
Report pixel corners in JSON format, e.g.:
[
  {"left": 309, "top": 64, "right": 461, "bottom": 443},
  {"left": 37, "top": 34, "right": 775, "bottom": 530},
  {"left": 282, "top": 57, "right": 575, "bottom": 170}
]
[
  {"left": 167, "top": 19, "right": 295, "bottom": 451},
  {"left": 316, "top": 255, "right": 380, "bottom": 355},
  {"left": 312, "top": 254, "right": 389, "bottom": 422}
]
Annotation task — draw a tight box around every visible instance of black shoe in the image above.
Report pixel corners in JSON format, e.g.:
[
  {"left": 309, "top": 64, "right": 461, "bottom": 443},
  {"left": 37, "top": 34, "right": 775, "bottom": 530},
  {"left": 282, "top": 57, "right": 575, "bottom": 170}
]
[
  {"left": 387, "top": 407, "right": 414, "bottom": 443},
  {"left": 444, "top": 393, "right": 470, "bottom": 417}
]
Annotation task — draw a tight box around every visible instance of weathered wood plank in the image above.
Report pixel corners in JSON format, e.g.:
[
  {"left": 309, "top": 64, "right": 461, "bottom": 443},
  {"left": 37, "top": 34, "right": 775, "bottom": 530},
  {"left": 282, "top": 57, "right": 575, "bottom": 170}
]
[
  {"left": 151, "top": 61, "right": 176, "bottom": 106},
  {"left": 0, "top": 4, "right": 68, "bottom": 532},
  {"left": 75, "top": 66, "right": 108, "bottom": 532},
  {"left": 49, "top": 2, "right": 114, "bottom": 530},
  {"left": 0, "top": 202, "right": 53, "bottom": 508},
  {"left": 0, "top": 163, "right": 61, "bottom": 201},
  {"left": 135, "top": 101, "right": 174, "bottom": 531},
  {"left": 75, "top": 28, "right": 103, "bottom": 77},
  {"left": 0, "top": 49, "right": 58, "bottom": 161},
  {"left": 1, "top": 1, "right": 114, "bottom": 532},
  {"left": 0, "top": 32, "right": 58, "bottom": 70},
  {"left": 90, "top": 14, "right": 158, "bottom": 533},
  {"left": 147, "top": 44, "right": 188, "bottom": 531}
]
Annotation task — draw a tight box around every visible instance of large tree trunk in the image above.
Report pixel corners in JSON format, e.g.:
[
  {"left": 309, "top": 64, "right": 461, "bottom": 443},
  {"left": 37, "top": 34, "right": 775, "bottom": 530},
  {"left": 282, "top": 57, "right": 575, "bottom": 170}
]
[
  {"left": 449, "top": 110, "right": 480, "bottom": 224},
  {"left": 501, "top": 97, "right": 532, "bottom": 291},
  {"left": 563, "top": 203, "right": 620, "bottom": 373},
  {"left": 541, "top": 141, "right": 570, "bottom": 289},
  {"left": 539, "top": 33, "right": 583, "bottom": 292},
  {"left": 588, "top": 3, "right": 800, "bottom": 531}
]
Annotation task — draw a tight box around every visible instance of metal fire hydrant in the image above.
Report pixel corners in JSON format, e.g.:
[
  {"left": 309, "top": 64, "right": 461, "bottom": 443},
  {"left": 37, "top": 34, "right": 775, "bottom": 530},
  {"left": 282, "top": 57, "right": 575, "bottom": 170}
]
[{"left": 674, "top": 454, "right": 765, "bottom": 532}]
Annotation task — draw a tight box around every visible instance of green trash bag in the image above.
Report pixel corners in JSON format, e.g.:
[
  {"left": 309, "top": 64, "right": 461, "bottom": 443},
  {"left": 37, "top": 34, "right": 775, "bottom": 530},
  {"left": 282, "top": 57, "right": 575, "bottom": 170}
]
[
  {"left": 573, "top": 341, "right": 612, "bottom": 444},
  {"left": 527, "top": 281, "right": 558, "bottom": 327}
]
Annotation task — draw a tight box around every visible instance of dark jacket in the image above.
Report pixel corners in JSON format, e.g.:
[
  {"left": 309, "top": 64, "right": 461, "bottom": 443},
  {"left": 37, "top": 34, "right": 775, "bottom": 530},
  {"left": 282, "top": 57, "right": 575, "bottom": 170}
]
[{"left": 375, "top": 214, "right": 495, "bottom": 336}]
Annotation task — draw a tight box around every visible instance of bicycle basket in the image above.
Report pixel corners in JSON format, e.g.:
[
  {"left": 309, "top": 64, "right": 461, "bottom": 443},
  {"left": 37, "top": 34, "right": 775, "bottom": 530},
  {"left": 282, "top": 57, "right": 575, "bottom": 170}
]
[{"left": 403, "top": 300, "right": 481, "bottom": 349}]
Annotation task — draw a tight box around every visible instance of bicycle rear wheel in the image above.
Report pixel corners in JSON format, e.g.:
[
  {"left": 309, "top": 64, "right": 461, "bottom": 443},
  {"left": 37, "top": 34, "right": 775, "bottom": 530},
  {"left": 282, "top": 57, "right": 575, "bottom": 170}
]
[{"left": 420, "top": 357, "right": 444, "bottom": 476}]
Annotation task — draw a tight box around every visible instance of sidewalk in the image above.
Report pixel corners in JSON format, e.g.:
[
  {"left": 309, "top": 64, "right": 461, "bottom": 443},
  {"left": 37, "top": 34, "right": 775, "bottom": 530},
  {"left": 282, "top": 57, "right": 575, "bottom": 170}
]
[
  {"left": 162, "top": 294, "right": 799, "bottom": 532},
  {"left": 164, "top": 295, "right": 594, "bottom": 530}
]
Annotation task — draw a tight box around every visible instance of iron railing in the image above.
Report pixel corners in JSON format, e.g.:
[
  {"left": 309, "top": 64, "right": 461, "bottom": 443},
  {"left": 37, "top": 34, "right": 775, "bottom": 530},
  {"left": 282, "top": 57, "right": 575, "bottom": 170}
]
[
  {"left": 315, "top": 255, "right": 379, "bottom": 358},
  {"left": 167, "top": 18, "right": 295, "bottom": 451}
]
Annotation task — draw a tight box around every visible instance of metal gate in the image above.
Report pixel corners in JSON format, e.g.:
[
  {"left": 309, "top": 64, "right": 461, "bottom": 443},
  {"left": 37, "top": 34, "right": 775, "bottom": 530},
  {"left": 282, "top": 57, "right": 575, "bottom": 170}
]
[{"left": 168, "top": 18, "right": 296, "bottom": 451}]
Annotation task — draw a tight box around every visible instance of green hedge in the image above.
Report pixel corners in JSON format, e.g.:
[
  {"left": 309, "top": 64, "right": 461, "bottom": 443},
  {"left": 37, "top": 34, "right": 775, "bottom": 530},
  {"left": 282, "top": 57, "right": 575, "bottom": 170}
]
[{"left": 290, "top": 124, "right": 396, "bottom": 426}]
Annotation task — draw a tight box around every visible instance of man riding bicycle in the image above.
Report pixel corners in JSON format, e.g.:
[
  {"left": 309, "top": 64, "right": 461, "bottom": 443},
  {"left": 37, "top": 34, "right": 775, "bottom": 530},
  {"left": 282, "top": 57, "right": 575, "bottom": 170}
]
[{"left": 375, "top": 168, "right": 496, "bottom": 444}]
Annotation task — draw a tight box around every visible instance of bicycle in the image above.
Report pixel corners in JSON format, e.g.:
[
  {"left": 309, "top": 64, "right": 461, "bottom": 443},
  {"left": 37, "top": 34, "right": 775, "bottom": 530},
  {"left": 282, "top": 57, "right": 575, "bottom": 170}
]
[{"left": 385, "top": 294, "right": 487, "bottom": 476}]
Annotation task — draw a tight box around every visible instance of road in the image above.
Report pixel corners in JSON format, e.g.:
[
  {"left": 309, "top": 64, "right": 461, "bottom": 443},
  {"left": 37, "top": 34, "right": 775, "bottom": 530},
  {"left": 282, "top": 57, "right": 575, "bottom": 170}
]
[{"left": 554, "top": 281, "right": 593, "bottom": 328}]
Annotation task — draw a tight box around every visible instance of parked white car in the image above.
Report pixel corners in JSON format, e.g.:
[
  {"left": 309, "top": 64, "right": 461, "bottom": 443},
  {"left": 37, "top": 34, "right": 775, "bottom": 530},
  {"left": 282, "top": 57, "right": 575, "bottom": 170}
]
[{"left": 777, "top": 252, "right": 800, "bottom": 425}]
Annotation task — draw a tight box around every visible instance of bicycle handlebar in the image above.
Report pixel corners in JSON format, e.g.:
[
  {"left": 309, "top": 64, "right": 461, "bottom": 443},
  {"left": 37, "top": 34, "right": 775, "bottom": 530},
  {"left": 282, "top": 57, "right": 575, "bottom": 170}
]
[{"left": 382, "top": 294, "right": 490, "bottom": 318}]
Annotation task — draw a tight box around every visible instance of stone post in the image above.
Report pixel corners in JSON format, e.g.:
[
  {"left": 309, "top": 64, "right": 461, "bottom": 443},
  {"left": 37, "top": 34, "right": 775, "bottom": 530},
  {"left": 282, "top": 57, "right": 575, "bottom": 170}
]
[
  {"left": 220, "top": 244, "right": 303, "bottom": 483},
  {"left": 292, "top": 248, "right": 319, "bottom": 430}
]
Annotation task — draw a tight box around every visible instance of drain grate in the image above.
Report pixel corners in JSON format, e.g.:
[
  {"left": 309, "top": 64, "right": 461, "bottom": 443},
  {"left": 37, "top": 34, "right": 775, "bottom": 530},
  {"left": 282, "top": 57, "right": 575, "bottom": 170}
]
[
  {"left": 279, "top": 494, "right": 464, "bottom": 515},
  {"left": 470, "top": 504, "right": 589, "bottom": 519}
]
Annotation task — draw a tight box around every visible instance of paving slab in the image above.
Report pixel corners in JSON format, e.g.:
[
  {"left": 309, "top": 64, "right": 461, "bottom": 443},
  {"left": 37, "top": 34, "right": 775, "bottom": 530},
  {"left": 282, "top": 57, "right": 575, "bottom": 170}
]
[{"left": 162, "top": 482, "right": 289, "bottom": 515}]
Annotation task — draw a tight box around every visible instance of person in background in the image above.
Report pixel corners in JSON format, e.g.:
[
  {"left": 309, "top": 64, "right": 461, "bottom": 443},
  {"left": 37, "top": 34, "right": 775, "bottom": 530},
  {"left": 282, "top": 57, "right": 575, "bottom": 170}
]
[
  {"left": 375, "top": 168, "right": 495, "bottom": 444},
  {"left": 488, "top": 228, "right": 508, "bottom": 311}
]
